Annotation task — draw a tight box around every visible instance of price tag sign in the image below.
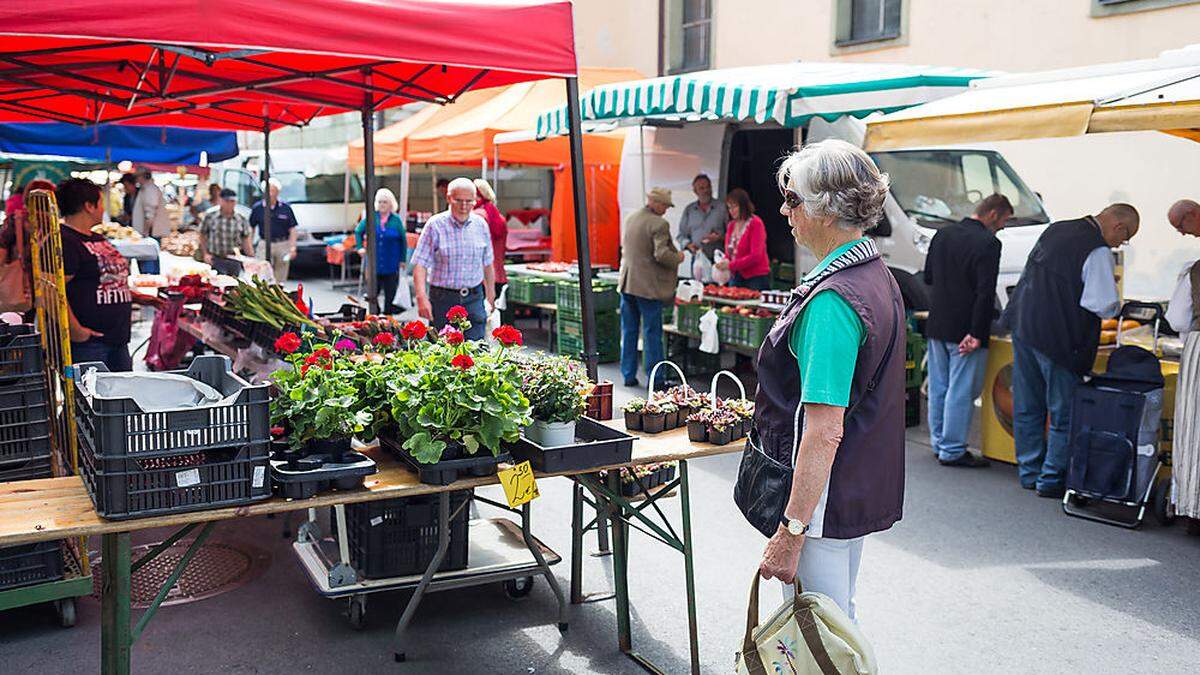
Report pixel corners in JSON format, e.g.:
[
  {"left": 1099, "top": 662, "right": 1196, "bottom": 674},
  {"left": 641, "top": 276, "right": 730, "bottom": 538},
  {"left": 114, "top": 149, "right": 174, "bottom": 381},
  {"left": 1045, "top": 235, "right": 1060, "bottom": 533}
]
[{"left": 498, "top": 461, "right": 539, "bottom": 508}]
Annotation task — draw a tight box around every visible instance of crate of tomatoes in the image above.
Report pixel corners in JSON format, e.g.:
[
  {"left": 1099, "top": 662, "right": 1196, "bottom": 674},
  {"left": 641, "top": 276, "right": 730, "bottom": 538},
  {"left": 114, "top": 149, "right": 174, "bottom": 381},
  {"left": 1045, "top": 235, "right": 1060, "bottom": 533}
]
[{"left": 703, "top": 284, "right": 761, "bottom": 301}]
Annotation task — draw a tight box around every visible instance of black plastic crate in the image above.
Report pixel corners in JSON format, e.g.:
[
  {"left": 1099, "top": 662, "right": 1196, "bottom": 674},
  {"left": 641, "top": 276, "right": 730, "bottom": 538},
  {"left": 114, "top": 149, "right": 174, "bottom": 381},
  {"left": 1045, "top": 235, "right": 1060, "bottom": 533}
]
[
  {"left": 0, "top": 324, "right": 43, "bottom": 382},
  {"left": 511, "top": 417, "right": 634, "bottom": 473},
  {"left": 73, "top": 355, "right": 269, "bottom": 458},
  {"left": 0, "top": 454, "right": 52, "bottom": 482},
  {"left": 78, "top": 434, "right": 271, "bottom": 520},
  {"left": 0, "top": 540, "right": 64, "bottom": 590},
  {"left": 346, "top": 491, "right": 471, "bottom": 579},
  {"left": 0, "top": 375, "right": 50, "bottom": 470}
]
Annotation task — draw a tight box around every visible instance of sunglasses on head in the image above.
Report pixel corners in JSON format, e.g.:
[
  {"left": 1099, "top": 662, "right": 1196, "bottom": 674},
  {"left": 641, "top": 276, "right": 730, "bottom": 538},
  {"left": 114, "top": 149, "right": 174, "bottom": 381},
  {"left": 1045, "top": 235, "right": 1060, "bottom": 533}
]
[{"left": 783, "top": 189, "right": 802, "bottom": 210}]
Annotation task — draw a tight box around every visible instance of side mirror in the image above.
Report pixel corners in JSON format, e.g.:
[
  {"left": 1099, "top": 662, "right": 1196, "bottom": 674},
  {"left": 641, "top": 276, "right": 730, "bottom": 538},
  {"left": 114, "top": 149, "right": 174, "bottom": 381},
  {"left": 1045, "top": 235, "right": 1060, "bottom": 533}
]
[{"left": 871, "top": 213, "right": 893, "bottom": 237}]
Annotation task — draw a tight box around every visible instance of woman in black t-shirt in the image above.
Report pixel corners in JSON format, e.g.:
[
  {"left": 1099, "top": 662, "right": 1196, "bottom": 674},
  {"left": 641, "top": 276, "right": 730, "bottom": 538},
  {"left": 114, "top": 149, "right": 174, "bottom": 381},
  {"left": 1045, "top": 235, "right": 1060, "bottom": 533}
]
[{"left": 58, "top": 178, "right": 133, "bottom": 372}]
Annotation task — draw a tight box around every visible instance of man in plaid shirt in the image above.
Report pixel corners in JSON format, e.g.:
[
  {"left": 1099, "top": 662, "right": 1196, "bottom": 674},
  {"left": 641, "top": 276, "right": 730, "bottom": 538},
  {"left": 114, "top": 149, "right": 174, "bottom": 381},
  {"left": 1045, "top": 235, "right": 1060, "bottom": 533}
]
[
  {"left": 412, "top": 177, "right": 495, "bottom": 340},
  {"left": 199, "top": 189, "right": 253, "bottom": 264}
]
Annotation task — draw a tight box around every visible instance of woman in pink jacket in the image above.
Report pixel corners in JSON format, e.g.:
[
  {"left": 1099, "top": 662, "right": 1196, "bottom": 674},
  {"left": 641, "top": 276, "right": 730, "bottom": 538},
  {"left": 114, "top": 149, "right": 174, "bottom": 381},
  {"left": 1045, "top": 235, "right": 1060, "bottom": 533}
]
[{"left": 717, "top": 188, "right": 770, "bottom": 290}]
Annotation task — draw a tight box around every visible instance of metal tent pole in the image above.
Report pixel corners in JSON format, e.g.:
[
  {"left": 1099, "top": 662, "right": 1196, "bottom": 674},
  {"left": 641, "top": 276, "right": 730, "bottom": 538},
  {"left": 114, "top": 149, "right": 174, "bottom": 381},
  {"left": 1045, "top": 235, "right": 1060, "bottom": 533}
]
[
  {"left": 564, "top": 77, "right": 598, "bottom": 380},
  {"left": 262, "top": 118, "right": 272, "bottom": 267},
  {"left": 361, "top": 77, "right": 379, "bottom": 314}
]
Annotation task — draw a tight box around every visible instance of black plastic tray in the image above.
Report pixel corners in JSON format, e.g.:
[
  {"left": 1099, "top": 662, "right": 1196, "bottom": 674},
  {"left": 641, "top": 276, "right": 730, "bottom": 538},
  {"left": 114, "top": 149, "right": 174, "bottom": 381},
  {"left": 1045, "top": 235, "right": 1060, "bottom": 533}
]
[
  {"left": 271, "top": 450, "right": 377, "bottom": 499},
  {"left": 381, "top": 435, "right": 510, "bottom": 486},
  {"left": 511, "top": 417, "right": 635, "bottom": 473}
]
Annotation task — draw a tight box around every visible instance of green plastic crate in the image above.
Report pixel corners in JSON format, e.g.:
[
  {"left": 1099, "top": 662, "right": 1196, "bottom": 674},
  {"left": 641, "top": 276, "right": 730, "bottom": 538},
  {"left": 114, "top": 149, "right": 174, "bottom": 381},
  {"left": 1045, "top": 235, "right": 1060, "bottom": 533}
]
[
  {"left": 555, "top": 279, "right": 619, "bottom": 317},
  {"left": 508, "top": 276, "right": 556, "bottom": 305},
  {"left": 715, "top": 312, "right": 776, "bottom": 349},
  {"left": 556, "top": 311, "right": 620, "bottom": 363},
  {"left": 905, "top": 330, "right": 926, "bottom": 389},
  {"left": 675, "top": 302, "right": 711, "bottom": 335}
]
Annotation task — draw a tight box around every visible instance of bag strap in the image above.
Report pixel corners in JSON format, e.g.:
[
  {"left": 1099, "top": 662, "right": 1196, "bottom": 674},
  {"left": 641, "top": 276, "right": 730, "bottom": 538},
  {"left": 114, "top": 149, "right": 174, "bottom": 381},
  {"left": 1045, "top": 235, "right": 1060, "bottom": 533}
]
[{"left": 741, "top": 572, "right": 840, "bottom": 675}]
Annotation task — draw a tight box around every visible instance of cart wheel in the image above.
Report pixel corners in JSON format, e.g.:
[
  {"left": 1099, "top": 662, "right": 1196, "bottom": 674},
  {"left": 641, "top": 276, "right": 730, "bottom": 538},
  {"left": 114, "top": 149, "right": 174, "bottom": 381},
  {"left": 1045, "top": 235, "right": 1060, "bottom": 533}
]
[
  {"left": 1151, "top": 476, "right": 1176, "bottom": 527},
  {"left": 347, "top": 595, "right": 367, "bottom": 630},
  {"left": 56, "top": 598, "right": 76, "bottom": 628},
  {"left": 503, "top": 576, "right": 535, "bottom": 600}
]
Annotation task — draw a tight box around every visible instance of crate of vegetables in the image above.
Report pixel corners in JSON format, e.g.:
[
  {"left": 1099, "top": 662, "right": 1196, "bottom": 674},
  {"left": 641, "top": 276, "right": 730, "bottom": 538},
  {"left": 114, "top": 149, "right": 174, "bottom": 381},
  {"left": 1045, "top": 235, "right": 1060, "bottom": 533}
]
[{"left": 703, "top": 284, "right": 761, "bottom": 302}]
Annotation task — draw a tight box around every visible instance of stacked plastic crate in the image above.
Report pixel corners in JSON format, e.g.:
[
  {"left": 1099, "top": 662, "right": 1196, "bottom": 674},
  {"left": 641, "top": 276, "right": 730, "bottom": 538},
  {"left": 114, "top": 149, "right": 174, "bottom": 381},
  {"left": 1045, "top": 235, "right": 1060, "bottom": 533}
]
[
  {"left": 555, "top": 280, "right": 620, "bottom": 363},
  {"left": 0, "top": 325, "right": 64, "bottom": 592}
]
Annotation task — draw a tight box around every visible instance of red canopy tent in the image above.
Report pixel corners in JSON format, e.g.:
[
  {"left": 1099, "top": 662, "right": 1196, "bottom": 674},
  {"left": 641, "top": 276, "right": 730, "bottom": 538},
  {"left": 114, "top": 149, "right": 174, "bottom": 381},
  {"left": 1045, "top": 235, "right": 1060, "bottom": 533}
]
[{"left": 0, "top": 0, "right": 605, "bottom": 379}]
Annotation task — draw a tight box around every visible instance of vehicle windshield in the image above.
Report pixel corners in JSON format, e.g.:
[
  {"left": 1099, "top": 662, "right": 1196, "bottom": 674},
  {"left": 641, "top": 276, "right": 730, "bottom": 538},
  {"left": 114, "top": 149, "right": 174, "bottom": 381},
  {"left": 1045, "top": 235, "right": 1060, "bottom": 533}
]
[
  {"left": 870, "top": 150, "right": 1049, "bottom": 228},
  {"left": 275, "top": 171, "right": 363, "bottom": 204}
]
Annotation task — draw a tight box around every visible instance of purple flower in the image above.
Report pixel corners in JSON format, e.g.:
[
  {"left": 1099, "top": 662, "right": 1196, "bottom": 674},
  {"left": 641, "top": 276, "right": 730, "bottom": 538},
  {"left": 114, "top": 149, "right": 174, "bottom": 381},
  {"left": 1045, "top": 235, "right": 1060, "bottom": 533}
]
[{"left": 334, "top": 338, "right": 357, "bottom": 352}]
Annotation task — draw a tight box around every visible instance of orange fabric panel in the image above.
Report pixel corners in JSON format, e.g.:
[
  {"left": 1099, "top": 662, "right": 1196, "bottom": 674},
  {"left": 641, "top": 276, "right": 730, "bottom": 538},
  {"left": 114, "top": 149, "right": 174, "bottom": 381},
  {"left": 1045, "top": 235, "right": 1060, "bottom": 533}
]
[
  {"left": 551, "top": 163, "right": 619, "bottom": 267},
  {"left": 494, "top": 131, "right": 625, "bottom": 167}
]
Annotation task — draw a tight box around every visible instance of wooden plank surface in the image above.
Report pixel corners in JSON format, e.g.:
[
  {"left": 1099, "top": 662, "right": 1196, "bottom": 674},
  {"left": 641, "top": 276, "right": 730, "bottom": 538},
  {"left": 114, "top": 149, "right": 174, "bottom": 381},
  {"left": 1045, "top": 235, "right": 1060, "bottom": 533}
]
[{"left": 0, "top": 422, "right": 742, "bottom": 546}]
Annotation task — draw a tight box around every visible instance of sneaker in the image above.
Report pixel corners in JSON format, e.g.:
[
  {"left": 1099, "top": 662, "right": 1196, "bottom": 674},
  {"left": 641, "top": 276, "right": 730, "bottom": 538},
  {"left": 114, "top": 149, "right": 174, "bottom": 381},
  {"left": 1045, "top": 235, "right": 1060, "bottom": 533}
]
[
  {"left": 1036, "top": 485, "right": 1066, "bottom": 499},
  {"left": 938, "top": 452, "right": 990, "bottom": 468},
  {"left": 623, "top": 379, "right": 640, "bottom": 388}
]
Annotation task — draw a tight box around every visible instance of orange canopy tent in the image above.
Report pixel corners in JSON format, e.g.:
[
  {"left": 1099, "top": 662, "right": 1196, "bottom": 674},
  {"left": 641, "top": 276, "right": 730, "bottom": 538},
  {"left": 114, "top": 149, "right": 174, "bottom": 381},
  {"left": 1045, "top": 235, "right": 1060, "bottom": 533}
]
[{"left": 348, "top": 67, "right": 640, "bottom": 266}]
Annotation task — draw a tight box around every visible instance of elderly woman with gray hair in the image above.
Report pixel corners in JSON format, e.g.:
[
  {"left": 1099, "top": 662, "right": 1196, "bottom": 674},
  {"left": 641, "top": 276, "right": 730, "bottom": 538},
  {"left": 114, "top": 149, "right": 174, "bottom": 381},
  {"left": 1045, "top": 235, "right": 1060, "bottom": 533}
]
[
  {"left": 355, "top": 187, "right": 407, "bottom": 314},
  {"left": 735, "top": 139, "right": 905, "bottom": 620}
]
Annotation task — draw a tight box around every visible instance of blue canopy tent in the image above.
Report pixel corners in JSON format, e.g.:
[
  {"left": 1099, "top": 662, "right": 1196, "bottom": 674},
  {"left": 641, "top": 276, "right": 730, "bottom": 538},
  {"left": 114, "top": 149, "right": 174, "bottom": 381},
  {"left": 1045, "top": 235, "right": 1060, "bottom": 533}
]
[{"left": 0, "top": 123, "right": 237, "bottom": 165}]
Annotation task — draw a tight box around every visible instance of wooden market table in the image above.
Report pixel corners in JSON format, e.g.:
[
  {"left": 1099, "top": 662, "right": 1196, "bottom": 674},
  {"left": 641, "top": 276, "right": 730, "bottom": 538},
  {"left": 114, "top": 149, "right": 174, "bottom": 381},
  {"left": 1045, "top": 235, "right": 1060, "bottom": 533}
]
[{"left": 0, "top": 422, "right": 741, "bottom": 675}]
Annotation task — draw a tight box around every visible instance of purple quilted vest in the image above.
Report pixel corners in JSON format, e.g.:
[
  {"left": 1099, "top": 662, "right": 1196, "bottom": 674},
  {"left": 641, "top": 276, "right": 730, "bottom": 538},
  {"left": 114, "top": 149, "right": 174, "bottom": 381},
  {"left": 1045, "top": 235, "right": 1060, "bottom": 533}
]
[{"left": 752, "top": 239, "right": 906, "bottom": 539}]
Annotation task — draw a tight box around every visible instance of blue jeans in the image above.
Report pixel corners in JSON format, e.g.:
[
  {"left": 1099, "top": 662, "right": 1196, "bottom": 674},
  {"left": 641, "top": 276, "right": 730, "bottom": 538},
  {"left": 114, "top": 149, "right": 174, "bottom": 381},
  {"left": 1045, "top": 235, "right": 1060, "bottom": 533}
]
[
  {"left": 1011, "top": 338, "right": 1080, "bottom": 490},
  {"left": 620, "top": 293, "right": 665, "bottom": 387},
  {"left": 72, "top": 339, "right": 132, "bottom": 372},
  {"left": 926, "top": 339, "right": 988, "bottom": 461},
  {"left": 430, "top": 284, "right": 487, "bottom": 341}
]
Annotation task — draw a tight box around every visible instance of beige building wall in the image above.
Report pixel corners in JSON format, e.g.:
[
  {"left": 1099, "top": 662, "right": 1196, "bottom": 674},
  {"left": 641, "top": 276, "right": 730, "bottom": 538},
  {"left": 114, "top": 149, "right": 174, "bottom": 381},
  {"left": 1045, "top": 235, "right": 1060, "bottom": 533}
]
[{"left": 571, "top": 0, "right": 658, "bottom": 76}]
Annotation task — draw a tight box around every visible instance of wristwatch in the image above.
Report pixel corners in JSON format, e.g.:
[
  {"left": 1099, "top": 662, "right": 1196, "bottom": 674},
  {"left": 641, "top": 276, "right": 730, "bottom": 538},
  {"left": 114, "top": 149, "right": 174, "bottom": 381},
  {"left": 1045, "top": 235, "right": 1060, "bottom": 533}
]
[{"left": 780, "top": 515, "right": 809, "bottom": 537}]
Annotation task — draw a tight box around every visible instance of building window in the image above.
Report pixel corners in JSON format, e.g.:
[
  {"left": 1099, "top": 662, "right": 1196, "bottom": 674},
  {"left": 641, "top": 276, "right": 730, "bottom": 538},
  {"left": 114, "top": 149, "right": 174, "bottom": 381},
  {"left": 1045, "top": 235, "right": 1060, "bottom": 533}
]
[
  {"left": 1092, "top": 0, "right": 1200, "bottom": 16},
  {"left": 837, "top": 0, "right": 902, "bottom": 45},
  {"left": 664, "top": 0, "right": 711, "bottom": 75}
]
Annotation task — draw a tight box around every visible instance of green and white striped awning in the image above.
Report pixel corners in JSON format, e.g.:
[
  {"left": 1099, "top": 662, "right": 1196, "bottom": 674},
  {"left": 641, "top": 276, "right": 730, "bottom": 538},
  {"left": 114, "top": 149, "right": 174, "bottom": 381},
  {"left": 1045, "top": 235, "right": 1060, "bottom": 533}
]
[{"left": 536, "top": 62, "right": 995, "bottom": 138}]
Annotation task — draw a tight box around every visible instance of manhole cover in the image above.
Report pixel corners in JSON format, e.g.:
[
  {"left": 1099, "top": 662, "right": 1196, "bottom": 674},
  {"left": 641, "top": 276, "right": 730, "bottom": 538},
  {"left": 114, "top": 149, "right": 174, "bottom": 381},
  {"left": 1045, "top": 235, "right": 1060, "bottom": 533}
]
[{"left": 92, "top": 539, "right": 271, "bottom": 608}]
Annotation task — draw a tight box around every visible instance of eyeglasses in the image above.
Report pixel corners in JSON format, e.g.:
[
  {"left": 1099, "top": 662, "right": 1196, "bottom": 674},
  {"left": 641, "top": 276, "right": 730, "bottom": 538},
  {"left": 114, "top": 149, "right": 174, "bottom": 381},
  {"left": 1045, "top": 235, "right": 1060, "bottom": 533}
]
[
  {"left": 783, "top": 189, "right": 802, "bottom": 210},
  {"left": 449, "top": 197, "right": 476, "bottom": 205}
]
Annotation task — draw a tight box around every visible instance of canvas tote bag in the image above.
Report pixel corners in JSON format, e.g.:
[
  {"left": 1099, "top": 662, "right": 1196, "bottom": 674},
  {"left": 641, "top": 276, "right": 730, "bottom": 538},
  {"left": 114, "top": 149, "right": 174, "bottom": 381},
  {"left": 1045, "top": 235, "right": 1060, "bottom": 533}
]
[{"left": 735, "top": 573, "right": 877, "bottom": 675}]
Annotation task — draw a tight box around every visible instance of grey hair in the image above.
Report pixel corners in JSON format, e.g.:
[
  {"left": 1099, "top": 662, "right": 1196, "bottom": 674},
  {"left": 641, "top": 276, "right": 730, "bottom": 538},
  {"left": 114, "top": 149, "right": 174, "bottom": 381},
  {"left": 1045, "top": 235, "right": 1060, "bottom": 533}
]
[
  {"left": 776, "top": 139, "right": 890, "bottom": 231},
  {"left": 447, "top": 177, "right": 477, "bottom": 197},
  {"left": 374, "top": 187, "right": 399, "bottom": 212},
  {"left": 267, "top": 177, "right": 282, "bottom": 191}
]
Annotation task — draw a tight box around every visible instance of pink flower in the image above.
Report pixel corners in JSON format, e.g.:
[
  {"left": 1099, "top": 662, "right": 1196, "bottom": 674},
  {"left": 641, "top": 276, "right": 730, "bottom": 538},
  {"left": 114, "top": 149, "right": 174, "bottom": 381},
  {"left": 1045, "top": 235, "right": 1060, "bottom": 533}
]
[
  {"left": 439, "top": 325, "right": 464, "bottom": 345},
  {"left": 334, "top": 338, "right": 357, "bottom": 352}
]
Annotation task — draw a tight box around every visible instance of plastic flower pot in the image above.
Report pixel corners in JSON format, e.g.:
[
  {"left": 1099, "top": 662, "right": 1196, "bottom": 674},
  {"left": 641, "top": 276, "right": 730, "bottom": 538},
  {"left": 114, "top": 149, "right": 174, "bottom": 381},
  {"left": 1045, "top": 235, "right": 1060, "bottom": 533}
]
[
  {"left": 707, "top": 425, "right": 732, "bottom": 446},
  {"left": 686, "top": 420, "right": 708, "bottom": 442},
  {"left": 624, "top": 410, "right": 643, "bottom": 431},
  {"left": 527, "top": 419, "right": 577, "bottom": 448},
  {"left": 664, "top": 409, "right": 679, "bottom": 430},
  {"left": 641, "top": 412, "right": 666, "bottom": 434},
  {"left": 306, "top": 437, "right": 352, "bottom": 463}
]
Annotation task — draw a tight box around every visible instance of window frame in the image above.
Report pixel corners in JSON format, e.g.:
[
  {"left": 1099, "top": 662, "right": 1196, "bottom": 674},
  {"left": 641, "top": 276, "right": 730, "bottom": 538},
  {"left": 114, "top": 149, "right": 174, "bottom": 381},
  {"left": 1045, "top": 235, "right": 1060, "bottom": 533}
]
[
  {"left": 1091, "top": 0, "right": 1200, "bottom": 17},
  {"left": 830, "top": 0, "right": 909, "bottom": 54},
  {"left": 663, "top": 0, "right": 713, "bottom": 75}
]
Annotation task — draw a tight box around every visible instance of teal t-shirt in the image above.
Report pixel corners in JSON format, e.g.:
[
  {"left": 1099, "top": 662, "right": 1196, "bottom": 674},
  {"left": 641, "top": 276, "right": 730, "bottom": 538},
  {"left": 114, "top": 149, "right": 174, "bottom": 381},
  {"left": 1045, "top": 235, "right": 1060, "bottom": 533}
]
[{"left": 789, "top": 239, "right": 868, "bottom": 407}]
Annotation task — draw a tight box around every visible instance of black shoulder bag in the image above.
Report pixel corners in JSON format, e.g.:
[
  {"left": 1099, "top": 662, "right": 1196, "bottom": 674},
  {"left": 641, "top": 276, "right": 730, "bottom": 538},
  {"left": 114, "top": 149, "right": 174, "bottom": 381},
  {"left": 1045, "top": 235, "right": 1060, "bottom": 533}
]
[{"left": 733, "top": 302, "right": 900, "bottom": 538}]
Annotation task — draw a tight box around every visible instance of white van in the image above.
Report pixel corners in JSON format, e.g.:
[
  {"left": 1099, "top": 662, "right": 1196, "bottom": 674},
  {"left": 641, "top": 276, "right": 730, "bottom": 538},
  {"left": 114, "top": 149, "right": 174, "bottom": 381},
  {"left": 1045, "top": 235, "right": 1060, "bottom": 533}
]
[
  {"left": 618, "top": 120, "right": 1051, "bottom": 309},
  {"left": 213, "top": 147, "right": 364, "bottom": 269}
]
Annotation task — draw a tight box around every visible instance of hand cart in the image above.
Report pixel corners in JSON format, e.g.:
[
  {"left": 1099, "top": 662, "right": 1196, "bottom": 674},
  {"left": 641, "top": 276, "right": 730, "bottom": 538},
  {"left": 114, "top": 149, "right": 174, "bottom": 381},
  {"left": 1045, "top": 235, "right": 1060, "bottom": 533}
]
[
  {"left": 291, "top": 491, "right": 567, "bottom": 662},
  {"left": 0, "top": 541, "right": 91, "bottom": 627}
]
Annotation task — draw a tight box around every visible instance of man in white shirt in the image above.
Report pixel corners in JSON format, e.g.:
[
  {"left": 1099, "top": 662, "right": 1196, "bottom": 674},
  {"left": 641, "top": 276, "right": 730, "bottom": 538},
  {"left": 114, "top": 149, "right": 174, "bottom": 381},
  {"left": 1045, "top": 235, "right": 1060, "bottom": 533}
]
[{"left": 131, "top": 169, "right": 172, "bottom": 239}]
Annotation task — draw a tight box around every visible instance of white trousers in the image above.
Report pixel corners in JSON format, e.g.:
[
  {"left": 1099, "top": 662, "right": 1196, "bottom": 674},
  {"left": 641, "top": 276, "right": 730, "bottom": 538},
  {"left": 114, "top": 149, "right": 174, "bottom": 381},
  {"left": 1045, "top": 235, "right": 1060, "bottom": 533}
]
[{"left": 782, "top": 535, "right": 866, "bottom": 622}]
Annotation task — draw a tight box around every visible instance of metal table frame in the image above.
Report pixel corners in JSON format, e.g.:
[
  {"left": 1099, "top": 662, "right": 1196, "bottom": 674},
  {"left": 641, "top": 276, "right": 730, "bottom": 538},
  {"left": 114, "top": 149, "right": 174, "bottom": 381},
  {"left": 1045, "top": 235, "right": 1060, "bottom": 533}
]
[{"left": 570, "top": 462, "right": 700, "bottom": 675}]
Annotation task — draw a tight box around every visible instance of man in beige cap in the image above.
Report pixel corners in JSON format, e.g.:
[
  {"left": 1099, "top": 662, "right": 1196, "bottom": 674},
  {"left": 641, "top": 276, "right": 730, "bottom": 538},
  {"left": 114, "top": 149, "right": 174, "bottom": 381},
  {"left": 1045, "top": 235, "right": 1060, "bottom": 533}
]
[{"left": 618, "top": 187, "right": 684, "bottom": 388}]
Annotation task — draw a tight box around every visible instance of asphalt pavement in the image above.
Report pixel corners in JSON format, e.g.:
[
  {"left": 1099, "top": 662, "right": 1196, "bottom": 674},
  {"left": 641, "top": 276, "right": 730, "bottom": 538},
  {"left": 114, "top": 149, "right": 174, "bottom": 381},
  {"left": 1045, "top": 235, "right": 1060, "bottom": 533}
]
[{"left": 3, "top": 275, "right": 1198, "bottom": 674}]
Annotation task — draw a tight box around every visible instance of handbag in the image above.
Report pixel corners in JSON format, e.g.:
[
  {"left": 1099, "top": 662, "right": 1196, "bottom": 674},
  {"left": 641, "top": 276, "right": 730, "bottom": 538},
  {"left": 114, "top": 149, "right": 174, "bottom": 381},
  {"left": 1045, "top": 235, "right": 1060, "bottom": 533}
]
[
  {"left": 0, "top": 217, "right": 31, "bottom": 313},
  {"left": 735, "top": 572, "right": 877, "bottom": 675},
  {"left": 733, "top": 302, "right": 899, "bottom": 537}
]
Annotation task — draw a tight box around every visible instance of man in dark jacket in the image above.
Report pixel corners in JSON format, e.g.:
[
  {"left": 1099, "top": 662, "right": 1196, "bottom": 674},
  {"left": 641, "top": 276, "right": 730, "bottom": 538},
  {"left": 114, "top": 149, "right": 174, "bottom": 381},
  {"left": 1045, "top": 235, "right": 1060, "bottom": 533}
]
[
  {"left": 924, "top": 194, "right": 1011, "bottom": 467},
  {"left": 1007, "top": 203, "right": 1139, "bottom": 497}
]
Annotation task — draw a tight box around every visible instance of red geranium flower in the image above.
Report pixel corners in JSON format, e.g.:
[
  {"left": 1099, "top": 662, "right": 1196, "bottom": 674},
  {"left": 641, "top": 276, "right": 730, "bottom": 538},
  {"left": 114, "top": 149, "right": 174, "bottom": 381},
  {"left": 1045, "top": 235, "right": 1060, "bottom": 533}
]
[
  {"left": 270, "top": 426, "right": 285, "bottom": 437},
  {"left": 451, "top": 353, "right": 474, "bottom": 370},
  {"left": 373, "top": 332, "right": 396, "bottom": 347},
  {"left": 274, "top": 332, "right": 301, "bottom": 354},
  {"left": 400, "top": 321, "right": 427, "bottom": 340},
  {"left": 446, "top": 305, "right": 469, "bottom": 322},
  {"left": 491, "top": 325, "right": 523, "bottom": 347},
  {"left": 440, "top": 325, "right": 464, "bottom": 345}
]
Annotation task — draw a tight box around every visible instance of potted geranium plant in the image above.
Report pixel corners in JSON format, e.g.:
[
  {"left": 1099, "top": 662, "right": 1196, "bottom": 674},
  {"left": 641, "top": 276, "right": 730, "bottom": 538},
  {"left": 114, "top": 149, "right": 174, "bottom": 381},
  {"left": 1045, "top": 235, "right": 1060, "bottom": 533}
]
[
  {"left": 519, "top": 353, "right": 591, "bottom": 447},
  {"left": 270, "top": 333, "right": 372, "bottom": 461},
  {"left": 388, "top": 323, "right": 531, "bottom": 465}
]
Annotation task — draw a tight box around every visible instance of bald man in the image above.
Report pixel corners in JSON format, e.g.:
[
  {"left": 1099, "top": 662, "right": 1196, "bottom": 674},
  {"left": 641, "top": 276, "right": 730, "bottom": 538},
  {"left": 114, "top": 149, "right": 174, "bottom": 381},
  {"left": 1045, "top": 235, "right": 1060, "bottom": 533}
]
[
  {"left": 1169, "top": 199, "right": 1200, "bottom": 237},
  {"left": 1005, "top": 203, "right": 1140, "bottom": 497}
]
